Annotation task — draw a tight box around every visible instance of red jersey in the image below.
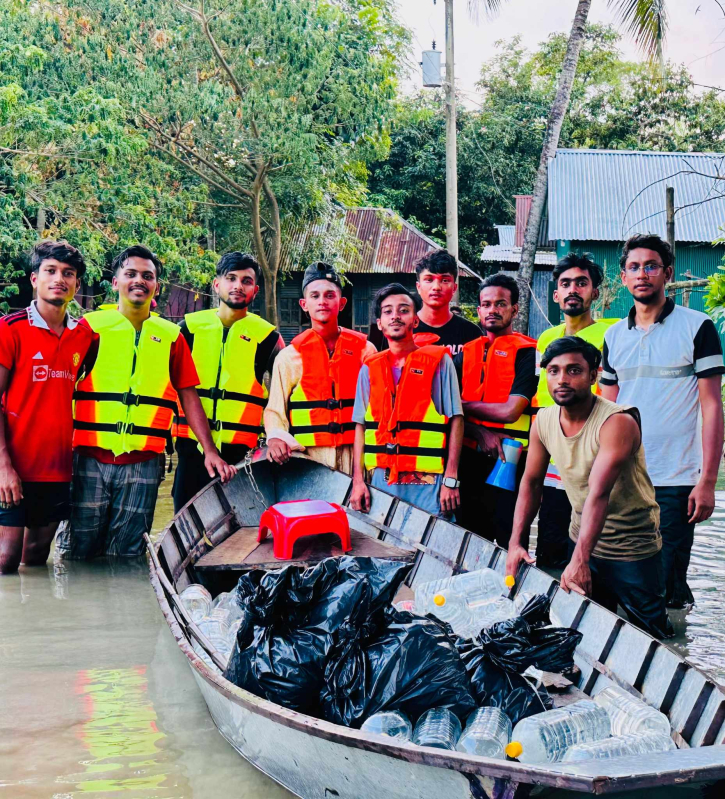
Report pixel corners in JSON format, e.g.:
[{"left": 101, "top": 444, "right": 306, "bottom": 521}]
[
  {"left": 75, "top": 317, "right": 200, "bottom": 465},
  {"left": 0, "top": 303, "right": 97, "bottom": 482}
]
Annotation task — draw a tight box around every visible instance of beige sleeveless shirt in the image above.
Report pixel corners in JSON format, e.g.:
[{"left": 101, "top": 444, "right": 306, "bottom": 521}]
[{"left": 536, "top": 396, "right": 661, "bottom": 561}]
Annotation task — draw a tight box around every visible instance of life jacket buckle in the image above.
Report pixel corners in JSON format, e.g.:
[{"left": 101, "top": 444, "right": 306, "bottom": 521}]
[
  {"left": 122, "top": 392, "right": 141, "bottom": 406},
  {"left": 327, "top": 422, "right": 341, "bottom": 434},
  {"left": 211, "top": 420, "right": 223, "bottom": 432},
  {"left": 209, "top": 387, "right": 225, "bottom": 401},
  {"left": 116, "top": 421, "right": 126, "bottom": 435},
  {"left": 325, "top": 398, "right": 341, "bottom": 410},
  {"left": 384, "top": 442, "right": 399, "bottom": 456}
]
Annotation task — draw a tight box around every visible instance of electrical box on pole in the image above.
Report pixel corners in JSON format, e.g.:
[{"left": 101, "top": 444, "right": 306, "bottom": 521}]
[{"left": 421, "top": 48, "right": 442, "bottom": 88}]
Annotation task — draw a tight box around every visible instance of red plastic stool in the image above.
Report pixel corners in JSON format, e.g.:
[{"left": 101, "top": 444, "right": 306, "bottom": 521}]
[{"left": 257, "top": 499, "right": 352, "bottom": 560}]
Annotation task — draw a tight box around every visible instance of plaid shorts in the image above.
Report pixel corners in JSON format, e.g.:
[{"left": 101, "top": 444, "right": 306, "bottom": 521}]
[{"left": 55, "top": 453, "right": 163, "bottom": 559}]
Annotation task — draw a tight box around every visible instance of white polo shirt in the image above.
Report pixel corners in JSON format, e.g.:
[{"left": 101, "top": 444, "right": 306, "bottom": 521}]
[{"left": 601, "top": 299, "right": 724, "bottom": 487}]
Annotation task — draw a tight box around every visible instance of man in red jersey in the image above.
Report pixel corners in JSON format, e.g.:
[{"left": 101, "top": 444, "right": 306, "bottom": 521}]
[{"left": 0, "top": 241, "right": 97, "bottom": 574}]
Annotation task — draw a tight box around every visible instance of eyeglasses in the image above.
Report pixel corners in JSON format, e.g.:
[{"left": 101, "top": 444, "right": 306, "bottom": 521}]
[{"left": 623, "top": 264, "right": 664, "bottom": 275}]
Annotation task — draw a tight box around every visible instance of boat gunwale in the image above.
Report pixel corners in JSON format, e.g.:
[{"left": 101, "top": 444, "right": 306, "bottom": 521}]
[{"left": 148, "top": 455, "right": 725, "bottom": 795}]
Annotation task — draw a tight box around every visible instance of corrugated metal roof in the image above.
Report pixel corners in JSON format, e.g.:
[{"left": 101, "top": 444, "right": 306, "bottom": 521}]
[
  {"left": 281, "top": 207, "right": 480, "bottom": 279},
  {"left": 548, "top": 149, "right": 725, "bottom": 243},
  {"left": 495, "top": 225, "right": 515, "bottom": 247},
  {"left": 480, "top": 244, "right": 557, "bottom": 266}
]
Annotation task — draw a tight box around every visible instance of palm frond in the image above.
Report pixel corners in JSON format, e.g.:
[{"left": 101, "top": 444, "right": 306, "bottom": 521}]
[
  {"left": 466, "top": 0, "right": 506, "bottom": 24},
  {"left": 609, "top": 0, "right": 668, "bottom": 59}
]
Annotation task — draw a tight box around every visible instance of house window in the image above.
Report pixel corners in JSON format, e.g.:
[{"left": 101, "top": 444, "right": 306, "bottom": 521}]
[
  {"left": 354, "top": 297, "right": 370, "bottom": 333},
  {"left": 279, "top": 297, "right": 300, "bottom": 327}
]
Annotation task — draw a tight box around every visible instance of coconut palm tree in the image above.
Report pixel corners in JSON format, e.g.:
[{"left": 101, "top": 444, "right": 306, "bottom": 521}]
[{"left": 467, "top": 0, "right": 668, "bottom": 332}]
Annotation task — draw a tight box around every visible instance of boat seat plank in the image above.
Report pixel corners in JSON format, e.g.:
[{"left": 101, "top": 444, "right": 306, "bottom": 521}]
[{"left": 195, "top": 526, "right": 416, "bottom": 572}]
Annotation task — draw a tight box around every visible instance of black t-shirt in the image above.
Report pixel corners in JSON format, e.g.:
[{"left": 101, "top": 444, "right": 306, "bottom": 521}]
[
  {"left": 368, "top": 313, "right": 481, "bottom": 356},
  {"left": 179, "top": 321, "right": 284, "bottom": 385}
]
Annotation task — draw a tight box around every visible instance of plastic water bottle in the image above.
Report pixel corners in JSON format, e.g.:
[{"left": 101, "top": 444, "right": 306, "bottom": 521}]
[
  {"left": 562, "top": 731, "right": 675, "bottom": 762},
  {"left": 413, "top": 708, "right": 462, "bottom": 750},
  {"left": 470, "top": 597, "right": 516, "bottom": 633},
  {"left": 393, "top": 600, "right": 417, "bottom": 613},
  {"left": 415, "top": 570, "right": 513, "bottom": 615},
  {"left": 456, "top": 707, "right": 512, "bottom": 758},
  {"left": 361, "top": 711, "right": 413, "bottom": 741},
  {"left": 430, "top": 590, "right": 476, "bottom": 638},
  {"left": 506, "top": 699, "right": 611, "bottom": 763},
  {"left": 513, "top": 591, "right": 535, "bottom": 615},
  {"left": 213, "top": 591, "right": 246, "bottom": 623},
  {"left": 594, "top": 685, "right": 671, "bottom": 736},
  {"left": 179, "top": 584, "right": 212, "bottom": 623}
]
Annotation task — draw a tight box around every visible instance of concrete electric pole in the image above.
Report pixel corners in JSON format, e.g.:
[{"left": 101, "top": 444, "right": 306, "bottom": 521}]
[{"left": 444, "top": 0, "right": 458, "bottom": 262}]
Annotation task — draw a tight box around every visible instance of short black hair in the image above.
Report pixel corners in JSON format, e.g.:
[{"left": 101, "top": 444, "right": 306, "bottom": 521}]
[
  {"left": 553, "top": 252, "right": 603, "bottom": 289},
  {"left": 217, "top": 251, "right": 260, "bottom": 282},
  {"left": 373, "top": 282, "right": 422, "bottom": 319},
  {"left": 29, "top": 240, "right": 86, "bottom": 279},
  {"left": 112, "top": 245, "right": 163, "bottom": 278},
  {"left": 540, "top": 335, "right": 602, "bottom": 372},
  {"left": 415, "top": 249, "right": 458, "bottom": 280},
  {"left": 620, "top": 234, "right": 673, "bottom": 271},
  {"left": 478, "top": 272, "right": 519, "bottom": 305}
]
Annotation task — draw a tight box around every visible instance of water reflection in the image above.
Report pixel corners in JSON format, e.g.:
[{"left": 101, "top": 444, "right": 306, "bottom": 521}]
[{"left": 1, "top": 489, "right": 724, "bottom": 797}]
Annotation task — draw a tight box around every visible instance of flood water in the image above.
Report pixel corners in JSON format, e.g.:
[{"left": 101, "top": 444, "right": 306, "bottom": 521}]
[{"left": 1, "top": 483, "right": 724, "bottom": 798}]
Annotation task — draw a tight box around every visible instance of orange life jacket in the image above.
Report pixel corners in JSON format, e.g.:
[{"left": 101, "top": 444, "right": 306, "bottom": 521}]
[
  {"left": 461, "top": 333, "right": 537, "bottom": 450},
  {"left": 287, "top": 327, "right": 368, "bottom": 447},
  {"left": 363, "top": 345, "right": 449, "bottom": 483}
]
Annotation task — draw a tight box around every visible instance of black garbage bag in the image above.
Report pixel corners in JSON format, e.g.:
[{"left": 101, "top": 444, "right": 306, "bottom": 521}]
[
  {"left": 456, "top": 637, "right": 552, "bottom": 724},
  {"left": 320, "top": 600, "right": 477, "bottom": 728},
  {"left": 224, "top": 556, "right": 411, "bottom": 714},
  {"left": 477, "top": 594, "right": 582, "bottom": 675},
  {"left": 456, "top": 594, "right": 582, "bottom": 725}
]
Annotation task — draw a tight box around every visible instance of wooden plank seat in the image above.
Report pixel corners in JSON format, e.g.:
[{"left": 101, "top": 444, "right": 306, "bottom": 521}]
[{"left": 195, "top": 526, "right": 416, "bottom": 573}]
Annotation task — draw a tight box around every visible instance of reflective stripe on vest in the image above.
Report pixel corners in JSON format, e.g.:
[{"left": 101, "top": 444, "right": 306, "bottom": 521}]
[
  {"left": 363, "top": 345, "right": 449, "bottom": 483},
  {"left": 73, "top": 309, "right": 180, "bottom": 456},
  {"left": 172, "top": 310, "right": 274, "bottom": 447},
  {"left": 461, "top": 333, "right": 537, "bottom": 450},
  {"left": 533, "top": 320, "right": 613, "bottom": 408},
  {"left": 288, "top": 327, "right": 368, "bottom": 447}
]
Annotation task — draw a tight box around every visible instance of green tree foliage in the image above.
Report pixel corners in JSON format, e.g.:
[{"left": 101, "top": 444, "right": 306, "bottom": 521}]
[
  {"left": 59, "top": 0, "right": 408, "bottom": 323},
  {"left": 0, "top": 1, "right": 216, "bottom": 308},
  {"left": 367, "top": 24, "right": 725, "bottom": 270}
]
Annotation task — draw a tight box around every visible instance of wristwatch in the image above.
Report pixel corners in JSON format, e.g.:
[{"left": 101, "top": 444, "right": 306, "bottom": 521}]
[{"left": 442, "top": 476, "right": 460, "bottom": 489}]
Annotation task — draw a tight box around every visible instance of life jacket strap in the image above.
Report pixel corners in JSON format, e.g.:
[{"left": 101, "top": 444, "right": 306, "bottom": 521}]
[
  {"left": 288, "top": 398, "right": 355, "bottom": 410},
  {"left": 289, "top": 421, "right": 357, "bottom": 435},
  {"left": 197, "top": 388, "right": 266, "bottom": 406},
  {"left": 73, "top": 391, "right": 178, "bottom": 412},
  {"left": 364, "top": 443, "right": 445, "bottom": 457}
]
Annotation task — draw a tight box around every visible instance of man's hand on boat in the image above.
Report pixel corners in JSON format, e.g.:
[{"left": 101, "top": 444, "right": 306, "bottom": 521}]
[
  {"left": 440, "top": 484, "right": 460, "bottom": 513},
  {"left": 560, "top": 552, "right": 592, "bottom": 596},
  {"left": 204, "top": 449, "right": 237, "bottom": 483},
  {"left": 267, "top": 438, "right": 292, "bottom": 464},
  {"left": 505, "top": 544, "right": 534, "bottom": 583},
  {"left": 0, "top": 454, "right": 22, "bottom": 506},
  {"left": 350, "top": 478, "right": 371, "bottom": 513}
]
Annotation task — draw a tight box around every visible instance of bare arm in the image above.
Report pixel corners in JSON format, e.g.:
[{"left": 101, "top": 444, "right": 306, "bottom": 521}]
[
  {"left": 688, "top": 374, "right": 724, "bottom": 523},
  {"left": 349, "top": 422, "right": 370, "bottom": 512},
  {"left": 178, "top": 387, "right": 236, "bottom": 482},
  {"left": 463, "top": 395, "right": 529, "bottom": 424},
  {"left": 0, "top": 365, "right": 22, "bottom": 505},
  {"left": 599, "top": 383, "right": 619, "bottom": 402},
  {"left": 505, "top": 417, "right": 549, "bottom": 580},
  {"left": 561, "top": 413, "right": 639, "bottom": 595},
  {"left": 440, "top": 415, "right": 463, "bottom": 513}
]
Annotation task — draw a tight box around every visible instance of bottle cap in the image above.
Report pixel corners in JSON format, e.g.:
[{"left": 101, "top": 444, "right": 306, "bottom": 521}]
[
  {"left": 505, "top": 741, "right": 523, "bottom": 759},
  {"left": 504, "top": 575, "right": 515, "bottom": 588},
  {"left": 433, "top": 594, "right": 446, "bottom": 607}
]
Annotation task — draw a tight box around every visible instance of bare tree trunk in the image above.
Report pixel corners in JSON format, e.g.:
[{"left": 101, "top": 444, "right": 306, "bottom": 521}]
[
  {"left": 515, "top": 0, "right": 592, "bottom": 334},
  {"left": 250, "top": 173, "right": 280, "bottom": 328}
]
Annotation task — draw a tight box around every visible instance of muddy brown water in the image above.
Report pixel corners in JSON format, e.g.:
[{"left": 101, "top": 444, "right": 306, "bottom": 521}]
[{"left": 1, "top": 481, "right": 724, "bottom": 798}]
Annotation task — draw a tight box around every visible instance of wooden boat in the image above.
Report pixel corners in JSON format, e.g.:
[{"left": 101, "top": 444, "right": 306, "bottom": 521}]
[{"left": 147, "top": 452, "right": 725, "bottom": 798}]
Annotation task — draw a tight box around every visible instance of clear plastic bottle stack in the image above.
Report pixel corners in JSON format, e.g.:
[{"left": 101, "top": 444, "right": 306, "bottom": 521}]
[
  {"left": 430, "top": 590, "right": 477, "bottom": 638},
  {"left": 456, "top": 707, "right": 512, "bottom": 758},
  {"left": 470, "top": 597, "right": 516, "bottom": 632},
  {"left": 562, "top": 731, "right": 675, "bottom": 762},
  {"left": 593, "top": 685, "right": 671, "bottom": 736},
  {"left": 360, "top": 711, "right": 413, "bottom": 741},
  {"left": 506, "top": 699, "right": 611, "bottom": 764},
  {"left": 414, "top": 568, "right": 508, "bottom": 615},
  {"left": 412, "top": 708, "right": 462, "bottom": 750},
  {"left": 179, "top": 584, "right": 212, "bottom": 623},
  {"left": 213, "top": 591, "right": 246, "bottom": 624}
]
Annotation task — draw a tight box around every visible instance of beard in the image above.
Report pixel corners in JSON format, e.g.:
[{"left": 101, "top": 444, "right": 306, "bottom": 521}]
[
  {"left": 221, "top": 295, "right": 252, "bottom": 310},
  {"left": 553, "top": 390, "right": 589, "bottom": 407},
  {"left": 633, "top": 288, "right": 658, "bottom": 304},
  {"left": 562, "top": 299, "right": 587, "bottom": 317},
  {"left": 43, "top": 296, "right": 67, "bottom": 307}
]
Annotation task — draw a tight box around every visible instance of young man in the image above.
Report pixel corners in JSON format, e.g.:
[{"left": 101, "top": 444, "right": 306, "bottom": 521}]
[
  {"left": 55, "top": 245, "right": 234, "bottom": 559},
  {"left": 172, "top": 252, "right": 283, "bottom": 511},
  {"left": 454, "top": 273, "right": 537, "bottom": 547},
  {"left": 506, "top": 337, "right": 672, "bottom": 640},
  {"left": 0, "top": 241, "right": 96, "bottom": 573},
  {"left": 534, "top": 253, "right": 614, "bottom": 568},
  {"left": 601, "top": 234, "right": 725, "bottom": 610},
  {"left": 265, "top": 262, "right": 376, "bottom": 474},
  {"left": 350, "top": 283, "right": 464, "bottom": 517},
  {"left": 368, "top": 249, "right": 481, "bottom": 355}
]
